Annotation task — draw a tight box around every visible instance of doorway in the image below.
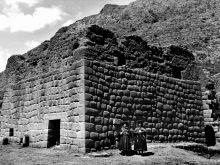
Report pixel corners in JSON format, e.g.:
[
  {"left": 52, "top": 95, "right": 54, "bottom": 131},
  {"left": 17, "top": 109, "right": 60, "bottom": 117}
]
[
  {"left": 114, "top": 53, "right": 126, "bottom": 66},
  {"left": 172, "top": 66, "right": 182, "bottom": 79},
  {"left": 47, "top": 119, "right": 60, "bottom": 148},
  {"left": 205, "top": 125, "right": 216, "bottom": 146}
]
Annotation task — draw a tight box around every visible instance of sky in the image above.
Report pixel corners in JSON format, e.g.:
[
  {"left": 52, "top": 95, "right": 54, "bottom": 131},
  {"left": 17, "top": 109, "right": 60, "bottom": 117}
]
[{"left": 0, "top": 0, "right": 134, "bottom": 72}]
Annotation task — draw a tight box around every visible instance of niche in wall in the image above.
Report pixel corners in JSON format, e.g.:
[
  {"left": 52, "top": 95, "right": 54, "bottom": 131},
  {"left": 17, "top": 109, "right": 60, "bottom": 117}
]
[
  {"left": 9, "top": 128, "right": 13, "bottom": 136},
  {"left": 172, "top": 66, "right": 183, "bottom": 79}
]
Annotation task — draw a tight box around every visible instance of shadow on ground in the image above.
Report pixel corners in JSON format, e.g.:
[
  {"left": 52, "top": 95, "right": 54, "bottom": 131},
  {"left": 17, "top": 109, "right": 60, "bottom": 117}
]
[
  {"left": 120, "top": 151, "right": 154, "bottom": 156},
  {"left": 141, "top": 152, "right": 154, "bottom": 156}
]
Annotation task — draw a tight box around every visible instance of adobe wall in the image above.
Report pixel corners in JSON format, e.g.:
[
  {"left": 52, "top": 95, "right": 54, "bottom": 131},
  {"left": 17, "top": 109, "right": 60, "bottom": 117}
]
[
  {"left": 0, "top": 60, "right": 86, "bottom": 152},
  {"left": 84, "top": 60, "right": 204, "bottom": 151}
]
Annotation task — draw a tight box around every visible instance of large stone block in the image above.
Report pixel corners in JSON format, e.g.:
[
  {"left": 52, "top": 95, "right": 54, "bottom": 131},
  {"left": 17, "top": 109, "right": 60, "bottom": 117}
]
[
  {"left": 99, "top": 133, "right": 107, "bottom": 139},
  {"left": 110, "top": 95, "right": 116, "bottom": 101},
  {"left": 117, "top": 90, "right": 124, "bottom": 96},
  {"left": 95, "top": 125, "right": 102, "bottom": 133},
  {"left": 85, "top": 123, "right": 95, "bottom": 132},
  {"left": 163, "top": 104, "right": 171, "bottom": 111},
  {"left": 90, "top": 132, "right": 99, "bottom": 140},
  {"left": 116, "top": 107, "right": 123, "bottom": 114},
  {"left": 94, "top": 141, "right": 101, "bottom": 149},
  {"left": 89, "top": 87, "right": 96, "bottom": 94},
  {"left": 101, "top": 103, "right": 107, "bottom": 110},
  {"left": 103, "top": 118, "right": 109, "bottom": 125},
  {"left": 90, "top": 75, "right": 99, "bottom": 83},
  {"left": 115, "top": 114, "right": 121, "bottom": 119},
  {"left": 123, "top": 90, "right": 130, "bottom": 96},
  {"left": 74, "top": 139, "right": 85, "bottom": 148},
  {"left": 69, "top": 131, "right": 77, "bottom": 138},
  {"left": 156, "top": 109, "right": 162, "bottom": 115},
  {"left": 203, "top": 110, "right": 212, "bottom": 114},
  {"left": 96, "top": 89, "right": 103, "bottom": 96},
  {"left": 113, "top": 118, "right": 122, "bottom": 125},
  {"left": 77, "top": 131, "right": 90, "bottom": 139},
  {"left": 89, "top": 116, "right": 94, "bottom": 123},
  {"left": 85, "top": 67, "right": 93, "bottom": 74},
  {"left": 134, "top": 110, "right": 143, "bottom": 116},
  {"left": 152, "top": 128, "right": 157, "bottom": 135},
  {"left": 178, "top": 123, "right": 185, "bottom": 130},
  {"left": 93, "top": 117, "right": 101, "bottom": 125},
  {"left": 102, "top": 126, "right": 108, "bottom": 132},
  {"left": 204, "top": 118, "right": 213, "bottom": 122},
  {"left": 122, "top": 96, "right": 129, "bottom": 103},
  {"left": 85, "top": 108, "right": 99, "bottom": 115},
  {"left": 143, "top": 98, "right": 151, "bottom": 105},
  {"left": 202, "top": 104, "right": 209, "bottom": 110},
  {"left": 89, "top": 101, "right": 97, "bottom": 108},
  {"left": 152, "top": 117, "right": 158, "bottom": 123},
  {"left": 70, "top": 145, "right": 79, "bottom": 152},
  {"left": 85, "top": 93, "right": 93, "bottom": 101},
  {"left": 103, "top": 111, "right": 110, "bottom": 117},
  {"left": 130, "top": 91, "right": 137, "bottom": 97}
]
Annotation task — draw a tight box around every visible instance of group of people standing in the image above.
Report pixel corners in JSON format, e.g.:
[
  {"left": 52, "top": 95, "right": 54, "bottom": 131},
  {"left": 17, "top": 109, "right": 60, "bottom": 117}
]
[{"left": 118, "top": 122, "right": 147, "bottom": 155}]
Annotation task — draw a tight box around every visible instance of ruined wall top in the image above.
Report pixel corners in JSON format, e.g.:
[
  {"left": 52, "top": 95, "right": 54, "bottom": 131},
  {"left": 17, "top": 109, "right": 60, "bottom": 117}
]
[{"left": 0, "top": 25, "right": 197, "bottom": 95}]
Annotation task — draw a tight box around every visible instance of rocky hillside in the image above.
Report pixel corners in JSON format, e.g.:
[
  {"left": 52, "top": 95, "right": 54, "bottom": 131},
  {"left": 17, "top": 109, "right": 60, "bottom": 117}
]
[{"left": 70, "top": 0, "right": 220, "bottom": 77}]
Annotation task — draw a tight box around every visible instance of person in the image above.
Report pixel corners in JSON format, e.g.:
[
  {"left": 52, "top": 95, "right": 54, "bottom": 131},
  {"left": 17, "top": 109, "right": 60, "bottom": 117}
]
[
  {"left": 134, "top": 121, "right": 147, "bottom": 155},
  {"left": 118, "top": 122, "right": 131, "bottom": 155}
]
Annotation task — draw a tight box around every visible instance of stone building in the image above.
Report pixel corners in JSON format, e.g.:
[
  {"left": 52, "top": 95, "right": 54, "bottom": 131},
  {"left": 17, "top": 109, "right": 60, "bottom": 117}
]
[{"left": 0, "top": 25, "right": 204, "bottom": 152}]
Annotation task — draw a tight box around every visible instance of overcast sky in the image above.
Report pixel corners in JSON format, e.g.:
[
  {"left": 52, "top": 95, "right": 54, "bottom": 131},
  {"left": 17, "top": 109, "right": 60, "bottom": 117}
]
[{"left": 0, "top": 0, "right": 134, "bottom": 72}]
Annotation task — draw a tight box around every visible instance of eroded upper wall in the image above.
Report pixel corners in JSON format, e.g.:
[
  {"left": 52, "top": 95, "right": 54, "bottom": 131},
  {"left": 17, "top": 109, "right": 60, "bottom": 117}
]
[
  {"left": 84, "top": 59, "right": 204, "bottom": 151},
  {"left": 0, "top": 25, "right": 197, "bottom": 94}
]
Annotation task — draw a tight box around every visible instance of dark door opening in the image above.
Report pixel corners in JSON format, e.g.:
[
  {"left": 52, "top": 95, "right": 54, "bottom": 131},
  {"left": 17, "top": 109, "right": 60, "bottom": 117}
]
[
  {"left": 47, "top": 119, "right": 60, "bottom": 148},
  {"left": 114, "top": 53, "right": 126, "bottom": 66},
  {"left": 172, "top": 67, "right": 182, "bottom": 79}
]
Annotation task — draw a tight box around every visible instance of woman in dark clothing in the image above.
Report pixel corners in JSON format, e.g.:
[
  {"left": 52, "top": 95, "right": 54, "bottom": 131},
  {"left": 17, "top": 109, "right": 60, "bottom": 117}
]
[
  {"left": 134, "top": 122, "right": 147, "bottom": 155},
  {"left": 119, "top": 122, "right": 131, "bottom": 155}
]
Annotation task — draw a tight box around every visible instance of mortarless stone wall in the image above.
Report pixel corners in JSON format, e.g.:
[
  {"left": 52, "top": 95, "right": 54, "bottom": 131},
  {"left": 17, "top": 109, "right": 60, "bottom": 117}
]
[
  {"left": 0, "top": 60, "right": 86, "bottom": 152},
  {"left": 0, "top": 58, "right": 205, "bottom": 153},
  {"left": 84, "top": 60, "right": 204, "bottom": 152}
]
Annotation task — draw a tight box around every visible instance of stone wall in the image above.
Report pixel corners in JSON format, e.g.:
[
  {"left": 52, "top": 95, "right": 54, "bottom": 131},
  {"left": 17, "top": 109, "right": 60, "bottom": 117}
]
[
  {"left": 0, "top": 60, "right": 86, "bottom": 152},
  {"left": 202, "top": 92, "right": 214, "bottom": 126},
  {"left": 84, "top": 60, "right": 204, "bottom": 151},
  {"left": 202, "top": 91, "right": 220, "bottom": 143},
  {"left": 0, "top": 58, "right": 205, "bottom": 153}
]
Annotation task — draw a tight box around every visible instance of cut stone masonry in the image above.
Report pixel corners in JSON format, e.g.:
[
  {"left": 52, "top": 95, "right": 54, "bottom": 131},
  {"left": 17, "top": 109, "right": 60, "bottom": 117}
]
[{"left": 0, "top": 25, "right": 206, "bottom": 152}]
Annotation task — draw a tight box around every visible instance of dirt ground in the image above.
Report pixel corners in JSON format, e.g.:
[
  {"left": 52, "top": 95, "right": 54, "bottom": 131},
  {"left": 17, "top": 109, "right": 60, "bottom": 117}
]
[{"left": 0, "top": 143, "right": 220, "bottom": 165}]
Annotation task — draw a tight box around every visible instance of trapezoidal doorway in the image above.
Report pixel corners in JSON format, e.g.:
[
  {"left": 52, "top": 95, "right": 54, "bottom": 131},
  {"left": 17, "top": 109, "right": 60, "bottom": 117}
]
[{"left": 47, "top": 119, "right": 60, "bottom": 148}]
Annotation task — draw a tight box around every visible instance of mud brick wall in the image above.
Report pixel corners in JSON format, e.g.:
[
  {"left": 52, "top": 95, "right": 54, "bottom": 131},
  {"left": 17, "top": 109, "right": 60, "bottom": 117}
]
[
  {"left": 0, "top": 60, "right": 86, "bottom": 152},
  {"left": 84, "top": 60, "right": 204, "bottom": 151}
]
